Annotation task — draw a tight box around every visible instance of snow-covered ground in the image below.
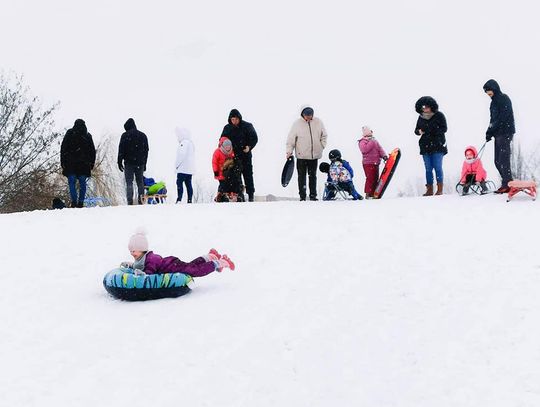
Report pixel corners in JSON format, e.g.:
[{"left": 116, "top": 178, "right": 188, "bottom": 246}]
[{"left": 1, "top": 195, "right": 539, "bottom": 407}]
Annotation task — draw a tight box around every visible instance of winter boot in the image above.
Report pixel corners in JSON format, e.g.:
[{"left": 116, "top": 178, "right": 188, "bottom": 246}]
[
  {"left": 435, "top": 182, "right": 443, "bottom": 195},
  {"left": 494, "top": 185, "right": 510, "bottom": 194},
  {"left": 423, "top": 184, "right": 434, "bottom": 196},
  {"left": 207, "top": 248, "right": 222, "bottom": 262},
  {"left": 480, "top": 181, "right": 488, "bottom": 194}
]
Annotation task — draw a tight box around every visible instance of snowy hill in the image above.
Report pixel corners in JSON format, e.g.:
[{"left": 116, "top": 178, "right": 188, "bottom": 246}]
[{"left": 1, "top": 196, "right": 539, "bottom": 407}]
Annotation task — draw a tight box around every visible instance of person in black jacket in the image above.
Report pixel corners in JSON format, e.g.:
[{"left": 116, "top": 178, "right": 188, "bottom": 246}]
[
  {"left": 414, "top": 96, "right": 448, "bottom": 196},
  {"left": 117, "top": 118, "right": 149, "bottom": 205},
  {"left": 60, "top": 119, "right": 96, "bottom": 207},
  {"left": 221, "top": 109, "right": 258, "bottom": 201},
  {"left": 483, "top": 79, "right": 515, "bottom": 193}
]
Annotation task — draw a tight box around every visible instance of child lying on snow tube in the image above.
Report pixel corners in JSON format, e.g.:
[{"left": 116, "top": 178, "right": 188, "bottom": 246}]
[{"left": 103, "top": 229, "right": 235, "bottom": 301}]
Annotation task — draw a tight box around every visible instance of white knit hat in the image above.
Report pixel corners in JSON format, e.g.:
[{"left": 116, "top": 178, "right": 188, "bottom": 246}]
[
  {"left": 362, "top": 126, "right": 373, "bottom": 137},
  {"left": 128, "top": 228, "right": 149, "bottom": 251}
]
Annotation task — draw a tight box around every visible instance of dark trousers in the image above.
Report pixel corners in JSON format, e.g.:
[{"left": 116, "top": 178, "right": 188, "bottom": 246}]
[
  {"left": 494, "top": 134, "right": 513, "bottom": 187},
  {"left": 363, "top": 164, "right": 380, "bottom": 196},
  {"left": 176, "top": 173, "right": 193, "bottom": 203},
  {"left": 240, "top": 156, "right": 255, "bottom": 196},
  {"left": 297, "top": 159, "right": 318, "bottom": 200},
  {"left": 124, "top": 164, "right": 145, "bottom": 205}
]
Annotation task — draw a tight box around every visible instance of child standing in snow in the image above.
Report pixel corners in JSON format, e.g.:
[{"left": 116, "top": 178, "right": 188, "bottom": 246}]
[
  {"left": 459, "top": 146, "right": 488, "bottom": 194},
  {"left": 358, "top": 126, "right": 387, "bottom": 198},
  {"left": 120, "top": 230, "right": 235, "bottom": 276}
]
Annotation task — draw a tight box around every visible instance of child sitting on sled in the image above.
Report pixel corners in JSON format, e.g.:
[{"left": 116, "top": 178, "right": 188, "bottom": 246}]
[
  {"left": 320, "top": 149, "right": 363, "bottom": 200},
  {"left": 120, "top": 229, "right": 235, "bottom": 276},
  {"left": 358, "top": 126, "right": 387, "bottom": 198},
  {"left": 459, "top": 145, "right": 488, "bottom": 195}
]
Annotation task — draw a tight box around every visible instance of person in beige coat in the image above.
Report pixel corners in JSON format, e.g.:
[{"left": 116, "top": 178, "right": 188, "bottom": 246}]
[{"left": 286, "top": 106, "right": 328, "bottom": 200}]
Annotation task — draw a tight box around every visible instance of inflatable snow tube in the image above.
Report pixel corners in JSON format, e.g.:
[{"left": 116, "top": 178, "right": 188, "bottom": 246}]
[{"left": 103, "top": 268, "right": 191, "bottom": 301}]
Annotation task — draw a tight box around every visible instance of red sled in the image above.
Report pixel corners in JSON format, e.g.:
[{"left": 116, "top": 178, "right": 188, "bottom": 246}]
[
  {"left": 506, "top": 180, "right": 537, "bottom": 202},
  {"left": 373, "top": 148, "right": 401, "bottom": 199}
]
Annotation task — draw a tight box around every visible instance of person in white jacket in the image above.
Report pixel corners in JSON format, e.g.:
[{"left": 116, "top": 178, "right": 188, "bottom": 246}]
[
  {"left": 175, "top": 127, "right": 195, "bottom": 203},
  {"left": 286, "top": 106, "right": 328, "bottom": 200}
]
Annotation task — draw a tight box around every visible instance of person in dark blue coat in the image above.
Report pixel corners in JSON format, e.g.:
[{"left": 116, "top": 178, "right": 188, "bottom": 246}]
[
  {"left": 221, "top": 109, "right": 258, "bottom": 201},
  {"left": 60, "top": 119, "right": 96, "bottom": 207},
  {"left": 483, "top": 79, "right": 515, "bottom": 193},
  {"left": 117, "top": 118, "right": 149, "bottom": 205}
]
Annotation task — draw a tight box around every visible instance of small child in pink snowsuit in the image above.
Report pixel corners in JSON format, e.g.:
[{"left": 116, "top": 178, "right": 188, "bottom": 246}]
[
  {"left": 120, "top": 230, "right": 235, "bottom": 276},
  {"left": 459, "top": 145, "right": 488, "bottom": 194},
  {"left": 358, "top": 126, "right": 387, "bottom": 198}
]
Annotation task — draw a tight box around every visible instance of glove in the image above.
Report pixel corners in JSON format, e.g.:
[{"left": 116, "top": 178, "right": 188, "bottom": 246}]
[
  {"left": 120, "top": 261, "right": 133, "bottom": 268},
  {"left": 118, "top": 161, "right": 124, "bottom": 172},
  {"left": 485, "top": 134, "right": 493, "bottom": 142},
  {"left": 133, "top": 269, "right": 146, "bottom": 276},
  {"left": 383, "top": 156, "right": 388, "bottom": 162}
]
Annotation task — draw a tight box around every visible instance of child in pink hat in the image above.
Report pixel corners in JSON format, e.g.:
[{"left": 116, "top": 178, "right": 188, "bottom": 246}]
[
  {"left": 358, "top": 126, "right": 387, "bottom": 198},
  {"left": 121, "top": 229, "right": 235, "bottom": 276}
]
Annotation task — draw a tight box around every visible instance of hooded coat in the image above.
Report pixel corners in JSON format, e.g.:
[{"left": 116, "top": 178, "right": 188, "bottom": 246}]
[
  {"left": 460, "top": 146, "right": 487, "bottom": 183},
  {"left": 286, "top": 106, "right": 328, "bottom": 159},
  {"left": 212, "top": 137, "right": 235, "bottom": 180},
  {"left": 358, "top": 137, "right": 386, "bottom": 165},
  {"left": 221, "top": 109, "right": 258, "bottom": 159},
  {"left": 483, "top": 79, "right": 515, "bottom": 137},
  {"left": 414, "top": 96, "right": 448, "bottom": 155},
  {"left": 60, "top": 119, "right": 96, "bottom": 177},
  {"left": 118, "top": 118, "right": 149, "bottom": 167},
  {"left": 175, "top": 127, "right": 195, "bottom": 175}
]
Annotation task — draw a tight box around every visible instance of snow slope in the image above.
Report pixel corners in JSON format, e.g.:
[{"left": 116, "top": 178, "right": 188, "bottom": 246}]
[{"left": 1, "top": 195, "right": 539, "bottom": 407}]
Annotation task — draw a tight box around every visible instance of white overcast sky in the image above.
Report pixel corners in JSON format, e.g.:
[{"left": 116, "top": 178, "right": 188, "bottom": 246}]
[{"left": 1, "top": 0, "right": 539, "bottom": 196}]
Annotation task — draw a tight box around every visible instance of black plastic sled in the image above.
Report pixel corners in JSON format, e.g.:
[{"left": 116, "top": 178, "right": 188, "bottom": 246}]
[{"left": 281, "top": 156, "right": 295, "bottom": 187}]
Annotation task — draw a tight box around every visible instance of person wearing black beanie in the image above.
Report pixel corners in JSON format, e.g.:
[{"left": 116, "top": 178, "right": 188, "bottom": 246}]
[
  {"left": 483, "top": 79, "right": 515, "bottom": 193},
  {"left": 286, "top": 106, "right": 328, "bottom": 201}
]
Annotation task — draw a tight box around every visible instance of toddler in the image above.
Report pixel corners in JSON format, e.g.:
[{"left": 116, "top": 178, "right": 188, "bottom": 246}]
[
  {"left": 120, "top": 230, "right": 235, "bottom": 276},
  {"left": 358, "top": 126, "right": 387, "bottom": 198}
]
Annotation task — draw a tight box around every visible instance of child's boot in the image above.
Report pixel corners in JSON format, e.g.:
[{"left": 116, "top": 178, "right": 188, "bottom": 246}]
[
  {"left": 207, "top": 248, "right": 222, "bottom": 261},
  {"left": 462, "top": 184, "right": 469, "bottom": 195},
  {"left": 480, "top": 181, "right": 488, "bottom": 194}
]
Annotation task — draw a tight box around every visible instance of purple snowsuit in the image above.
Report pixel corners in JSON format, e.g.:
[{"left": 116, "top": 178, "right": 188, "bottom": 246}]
[{"left": 143, "top": 251, "right": 216, "bottom": 277}]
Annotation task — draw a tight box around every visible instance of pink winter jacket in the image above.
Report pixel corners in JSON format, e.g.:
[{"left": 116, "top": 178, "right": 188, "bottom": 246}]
[
  {"left": 460, "top": 146, "right": 487, "bottom": 183},
  {"left": 358, "top": 136, "right": 386, "bottom": 165}
]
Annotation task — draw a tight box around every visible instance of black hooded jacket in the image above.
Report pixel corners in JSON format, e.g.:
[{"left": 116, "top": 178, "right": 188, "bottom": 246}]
[
  {"left": 60, "top": 119, "right": 96, "bottom": 177},
  {"left": 221, "top": 109, "right": 258, "bottom": 159},
  {"left": 414, "top": 96, "right": 448, "bottom": 155},
  {"left": 118, "top": 118, "right": 149, "bottom": 167},
  {"left": 483, "top": 79, "right": 515, "bottom": 137}
]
